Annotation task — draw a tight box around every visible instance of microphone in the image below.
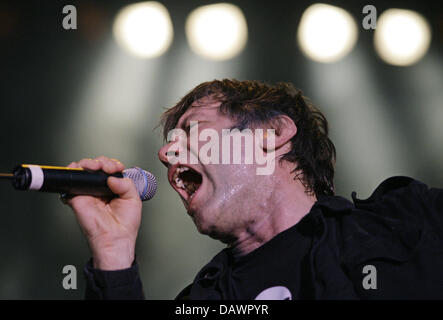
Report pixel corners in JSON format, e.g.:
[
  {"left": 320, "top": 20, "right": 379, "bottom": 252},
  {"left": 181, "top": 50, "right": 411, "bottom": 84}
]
[{"left": 0, "top": 164, "right": 157, "bottom": 201}]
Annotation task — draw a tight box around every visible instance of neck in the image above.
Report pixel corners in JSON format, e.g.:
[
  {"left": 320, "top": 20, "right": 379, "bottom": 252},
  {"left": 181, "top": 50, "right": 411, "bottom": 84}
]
[{"left": 229, "top": 173, "right": 317, "bottom": 258}]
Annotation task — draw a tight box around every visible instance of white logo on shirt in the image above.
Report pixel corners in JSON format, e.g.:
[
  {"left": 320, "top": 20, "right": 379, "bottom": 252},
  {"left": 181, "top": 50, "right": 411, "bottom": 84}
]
[{"left": 255, "top": 286, "right": 292, "bottom": 300}]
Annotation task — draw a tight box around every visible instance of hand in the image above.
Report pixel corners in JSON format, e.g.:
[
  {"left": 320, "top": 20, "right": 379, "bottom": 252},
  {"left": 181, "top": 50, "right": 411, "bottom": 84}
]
[{"left": 65, "top": 156, "right": 142, "bottom": 270}]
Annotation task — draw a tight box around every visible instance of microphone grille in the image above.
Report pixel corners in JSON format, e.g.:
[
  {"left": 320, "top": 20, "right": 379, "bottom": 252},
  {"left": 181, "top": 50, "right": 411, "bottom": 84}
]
[{"left": 123, "top": 167, "right": 157, "bottom": 201}]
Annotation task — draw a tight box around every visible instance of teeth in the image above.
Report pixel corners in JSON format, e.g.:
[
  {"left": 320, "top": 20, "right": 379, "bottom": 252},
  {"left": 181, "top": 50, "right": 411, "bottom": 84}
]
[
  {"left": 173, "top": 169, "right": 179, "bottom": 181},
  {"left": 174, "top": 166, "right": 189, "bottom": 177},
  {"left": 172, "top": 166, "right": 198, "bottom": 198},
  {"left": 175, "top": 177, "right": 185, "bottom": 189}
]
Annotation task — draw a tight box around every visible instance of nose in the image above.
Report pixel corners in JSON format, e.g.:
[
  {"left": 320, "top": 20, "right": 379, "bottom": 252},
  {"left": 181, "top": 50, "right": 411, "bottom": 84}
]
[{"left": 158, "top": 142, "right": 178, "bottom": 168}]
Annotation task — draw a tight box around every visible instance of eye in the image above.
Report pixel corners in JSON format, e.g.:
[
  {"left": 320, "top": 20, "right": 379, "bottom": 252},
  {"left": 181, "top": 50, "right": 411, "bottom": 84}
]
[{"left": 184, "top": 121, "right": 198, "bottom": 133}]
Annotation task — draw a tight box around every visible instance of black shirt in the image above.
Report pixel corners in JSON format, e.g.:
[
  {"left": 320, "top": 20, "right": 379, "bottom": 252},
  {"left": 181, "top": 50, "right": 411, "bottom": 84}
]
[
  {"left": 181, "top": 214, "right": 316, "bottom": 300},
  {"left": 83, "top": 176, "right": 443, "bottom": 300}
]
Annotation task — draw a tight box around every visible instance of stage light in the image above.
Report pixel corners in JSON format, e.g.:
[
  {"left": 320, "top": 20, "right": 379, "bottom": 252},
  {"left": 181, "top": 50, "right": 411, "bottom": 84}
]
[
  {"left": 374, "top": 9, "right": 431, "bottom": 66},
  {"left": 185, "top": 3, "right": 248, "bottom": 61},
  {"left": 113, "top": 1, "right": 173, "bottom": 58},
  {"left": 297, "top": 3, "right": 358, "bottom": 63}
]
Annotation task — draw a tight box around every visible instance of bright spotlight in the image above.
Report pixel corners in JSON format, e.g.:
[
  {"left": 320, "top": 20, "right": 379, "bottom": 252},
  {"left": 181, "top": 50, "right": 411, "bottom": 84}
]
[
  {"left": 374, "top": 9, "right": 431, "bottom": 66},
  {"left": 297, "top": 3, "right": 358, "bottom": 63},
  {"left": 113, "top": 1, "right": 173, "bottom": 58},
  {"left": 185, "top": 3, "right": 248, "bottom": 61}
]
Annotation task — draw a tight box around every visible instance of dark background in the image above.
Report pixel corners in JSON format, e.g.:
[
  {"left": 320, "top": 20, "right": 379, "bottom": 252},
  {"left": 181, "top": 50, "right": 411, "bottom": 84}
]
[{"left": 0, "top": 0, "right": 442, "bottom": 299}]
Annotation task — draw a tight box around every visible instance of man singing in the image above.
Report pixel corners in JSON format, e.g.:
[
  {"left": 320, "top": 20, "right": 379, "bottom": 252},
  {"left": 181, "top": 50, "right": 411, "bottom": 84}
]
[{"left": 64, "top": 79, "right": 443, "bottom": 299}]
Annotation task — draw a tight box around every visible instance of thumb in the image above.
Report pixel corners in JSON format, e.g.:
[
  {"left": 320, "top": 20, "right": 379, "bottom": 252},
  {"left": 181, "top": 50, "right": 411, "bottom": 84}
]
[{"left": 107, "top": 176, "right": 139, "bottom": 200}]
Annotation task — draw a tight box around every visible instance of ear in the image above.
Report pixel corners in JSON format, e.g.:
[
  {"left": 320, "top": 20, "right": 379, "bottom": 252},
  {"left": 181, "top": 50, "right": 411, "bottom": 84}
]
[{"left": 260, "top": 115, "right": 297, "bottom": 152}]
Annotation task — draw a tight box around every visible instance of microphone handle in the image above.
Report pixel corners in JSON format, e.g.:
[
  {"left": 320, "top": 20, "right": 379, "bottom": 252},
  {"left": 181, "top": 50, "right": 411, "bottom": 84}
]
[{"left": 12, "top": 165, "right": 122, "bottom": 197}]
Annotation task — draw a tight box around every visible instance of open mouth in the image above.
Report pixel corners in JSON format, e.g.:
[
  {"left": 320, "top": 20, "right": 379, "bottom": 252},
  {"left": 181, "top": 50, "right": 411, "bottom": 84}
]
[{"left": 172, "top": 166, "right": 203, "bottom": 201}]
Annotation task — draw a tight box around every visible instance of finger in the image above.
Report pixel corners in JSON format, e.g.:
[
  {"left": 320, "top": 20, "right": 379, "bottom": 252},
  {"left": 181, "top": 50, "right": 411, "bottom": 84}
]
[
  {"left": 111, "top": 158, "right": 125, "bottom": 171},
  {"left": 67, "top": 161, "right": 80, "bottom": 169},
  {"left": 107, "top": 176, "right": 139, "bottom": 201},
  {"left": 68, "top": 194, "right": 99, "bottom": 211},
  {"left": 95, "top": 156, "right": 125, "bottom": 174},
  {"left": 78, "top": 158, "right": 102, "bottom": 171}
]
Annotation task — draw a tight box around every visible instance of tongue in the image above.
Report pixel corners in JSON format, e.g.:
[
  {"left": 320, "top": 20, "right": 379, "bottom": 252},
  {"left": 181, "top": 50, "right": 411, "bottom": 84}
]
[{"left": 186, "top": 182, "right": 198, "bottom": 196}]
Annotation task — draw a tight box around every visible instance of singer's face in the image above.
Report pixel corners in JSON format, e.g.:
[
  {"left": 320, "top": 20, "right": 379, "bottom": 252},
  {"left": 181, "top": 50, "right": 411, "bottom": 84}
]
[{"left": 159, "top": 96, "right": 275, "bottom": 242}]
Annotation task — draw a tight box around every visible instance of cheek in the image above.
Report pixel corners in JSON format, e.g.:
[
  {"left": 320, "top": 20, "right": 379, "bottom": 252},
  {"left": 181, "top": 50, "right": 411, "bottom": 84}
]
[
  {"left": 197, "top": 128, "right": 259, "bottom": 165},
  {"left": 210, "top": 165, "right": 260, "bottom": 204}
]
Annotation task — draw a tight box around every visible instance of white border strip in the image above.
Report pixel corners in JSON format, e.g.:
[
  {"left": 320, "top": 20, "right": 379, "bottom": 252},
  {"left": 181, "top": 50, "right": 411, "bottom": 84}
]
[{"left": 28, "top": 165, "right": 44, "bottom": 190}]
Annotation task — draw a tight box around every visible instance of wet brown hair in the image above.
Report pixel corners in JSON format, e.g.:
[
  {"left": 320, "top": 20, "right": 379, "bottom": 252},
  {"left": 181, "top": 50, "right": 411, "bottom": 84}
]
[{"left": 161, "top": 79, "right": 336, "bottom": 196}]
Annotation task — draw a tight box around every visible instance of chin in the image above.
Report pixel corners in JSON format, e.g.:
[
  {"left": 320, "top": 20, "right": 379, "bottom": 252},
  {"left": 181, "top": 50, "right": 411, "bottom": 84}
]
[
  {"left": 191, "top": 211, "right": 219, "bottom": 238},
  {"left": 191, "top": 210, "right": 210, "bottom": 234},
  {"left": 193, "top": 218, "right": 233, "bottom": 244},
  {"left": 194, "top": 222, "right": 215, "bottom": 238}
]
